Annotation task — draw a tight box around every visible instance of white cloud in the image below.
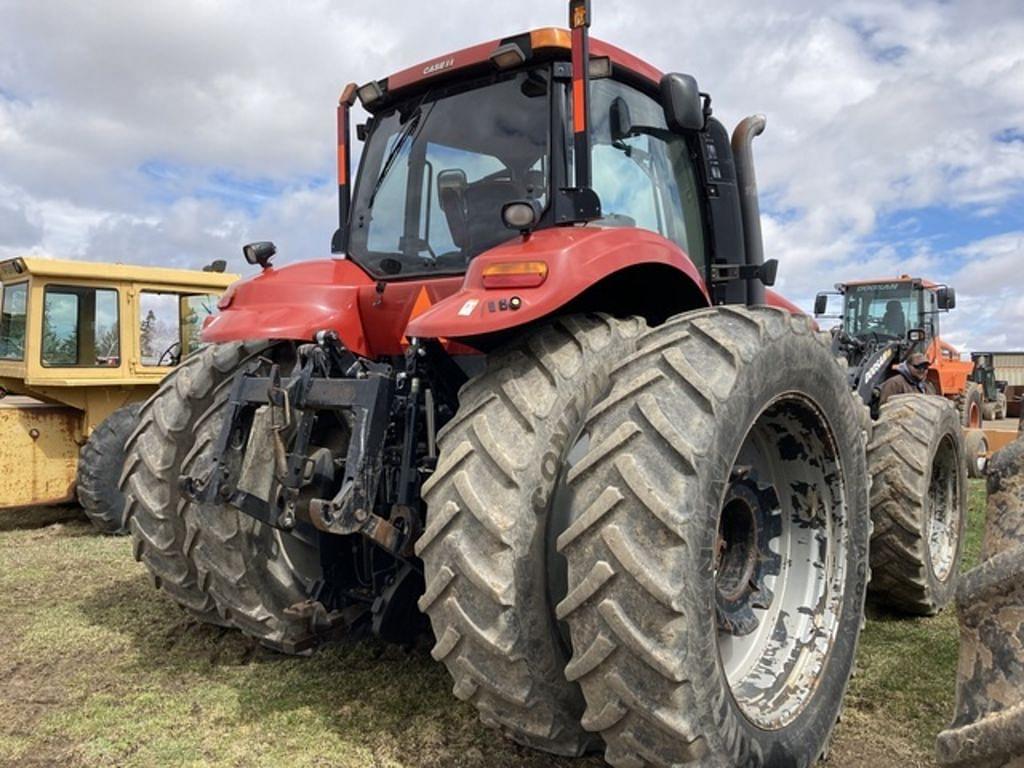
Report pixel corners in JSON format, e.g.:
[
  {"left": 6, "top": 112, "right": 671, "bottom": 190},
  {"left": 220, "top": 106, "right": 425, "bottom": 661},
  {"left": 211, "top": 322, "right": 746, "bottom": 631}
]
[{"left": 0, "top": 0, "right": 1022, "bottom": 352}]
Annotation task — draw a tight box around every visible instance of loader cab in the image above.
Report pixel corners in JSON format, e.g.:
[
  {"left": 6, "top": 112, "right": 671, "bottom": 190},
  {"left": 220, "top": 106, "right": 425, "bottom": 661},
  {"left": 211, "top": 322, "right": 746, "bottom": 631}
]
[{"left": 0, "top": 257, "right": 236, "bottom": 428}]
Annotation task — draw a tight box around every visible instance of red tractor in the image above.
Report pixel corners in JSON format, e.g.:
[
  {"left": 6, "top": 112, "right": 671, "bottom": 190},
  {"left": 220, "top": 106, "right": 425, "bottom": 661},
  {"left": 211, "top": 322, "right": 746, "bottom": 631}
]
[{"left": 123, "top": 4, "right": 878, "bottom": 765}]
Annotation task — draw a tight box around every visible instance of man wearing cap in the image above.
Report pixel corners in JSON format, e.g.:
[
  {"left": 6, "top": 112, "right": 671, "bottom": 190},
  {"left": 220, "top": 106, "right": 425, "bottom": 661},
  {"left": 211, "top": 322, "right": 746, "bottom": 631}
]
[{"left": 879, "top": 352, "right": 936, "bottom": 405}]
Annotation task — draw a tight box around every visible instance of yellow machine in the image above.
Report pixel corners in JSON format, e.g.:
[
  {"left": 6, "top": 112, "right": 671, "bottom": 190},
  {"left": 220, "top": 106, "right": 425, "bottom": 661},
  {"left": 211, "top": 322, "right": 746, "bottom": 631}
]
[{"left": 0, "top": 256, "right": 236, "bottom": 532}]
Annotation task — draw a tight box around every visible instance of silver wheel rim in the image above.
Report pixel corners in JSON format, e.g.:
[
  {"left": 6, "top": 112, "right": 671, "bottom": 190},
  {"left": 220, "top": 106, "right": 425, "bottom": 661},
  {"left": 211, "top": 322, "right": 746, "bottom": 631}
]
[
  {"left": 972, "top": 435, "right": 988, "bottom": 477},
  {"left": 927, "top": 434, "right": 960, "bottom": 582},
  {"left": 716, "top": 394, "right": 849, "bottom": 730}
]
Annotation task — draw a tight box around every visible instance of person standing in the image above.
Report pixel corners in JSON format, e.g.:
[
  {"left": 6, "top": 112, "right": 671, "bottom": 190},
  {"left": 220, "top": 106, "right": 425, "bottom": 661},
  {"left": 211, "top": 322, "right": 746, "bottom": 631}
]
[{"left": 879, "top": 351, "right": 936, "bottom": 405}]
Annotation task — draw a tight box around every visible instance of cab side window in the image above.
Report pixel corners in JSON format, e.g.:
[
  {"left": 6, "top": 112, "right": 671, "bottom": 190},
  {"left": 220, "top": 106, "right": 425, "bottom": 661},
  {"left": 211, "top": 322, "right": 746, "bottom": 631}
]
[
  {"left": 587, "top": 79, "right": 706, "bottom": 270},
  {"left": 140, "top": 291, "right": 218, "bottom": 366},
  {"left": 0, "top": 282, "right": 28, "bottom": 361},
  {"left": 41, "top": 286, "right": 120, "bottom": 367}
]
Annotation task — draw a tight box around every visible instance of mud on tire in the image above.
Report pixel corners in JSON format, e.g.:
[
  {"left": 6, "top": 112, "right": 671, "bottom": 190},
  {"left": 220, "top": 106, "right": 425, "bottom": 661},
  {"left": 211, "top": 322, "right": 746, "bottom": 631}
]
[
  {"left": 556, "top": 307, "right": 870, "bottom": 768},
  {"left": 867, "top": 395, "right": 967, "bottom": 615},
  {"left": 77, "top": 402, "right": 142, "bottom": 534},
  {"left": 121, "top": 342, "right": 265, "bottom": 625},
  {"left": 182, "top": 346, "right": 334, "bottom": 654},
  {"left": 417, "top": 314, "right": 644, "bottom": 756}
]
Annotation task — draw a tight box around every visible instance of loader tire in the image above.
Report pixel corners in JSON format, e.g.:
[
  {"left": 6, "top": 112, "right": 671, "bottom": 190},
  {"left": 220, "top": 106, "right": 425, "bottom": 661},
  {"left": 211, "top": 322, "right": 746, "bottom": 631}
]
[
  {"left": 418, "top": 314, "right": 645, "bottom": 756},
  {"left": 867, "top": 395, "right": 967, "bottom": 615},
  {"left": 956, "top": 383, "right": 984, "bottom": 428},
  {"left": 555, "top": 307, "right": 870, "bottom": 768},
  {"left": 981, "top": 393, "right": 1008, "bottom": 422},
  {"left": 121, "top": 342, "right": 266, "bottom": 625},
  {"left": 182, "top": 349, "right": 330, "bottom": 654},
  {"left": 77, "top": 402, "right": 142, "bottom": 534},
  {"left": 965, "top": 429, "right": 988, "bottom": 479}
]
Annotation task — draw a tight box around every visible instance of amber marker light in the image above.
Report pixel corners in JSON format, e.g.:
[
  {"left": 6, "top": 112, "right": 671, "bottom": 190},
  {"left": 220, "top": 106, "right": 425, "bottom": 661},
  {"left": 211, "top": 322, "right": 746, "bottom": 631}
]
[{"left": 481, "top": 261, "right": 549, "bottom": 289}]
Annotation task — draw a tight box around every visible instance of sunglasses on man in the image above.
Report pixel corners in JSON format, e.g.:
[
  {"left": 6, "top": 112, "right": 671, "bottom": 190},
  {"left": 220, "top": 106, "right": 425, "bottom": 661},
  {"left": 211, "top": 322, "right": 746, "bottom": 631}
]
[{"left": 910, "top": 362, "right": 930, "bottom": 371}]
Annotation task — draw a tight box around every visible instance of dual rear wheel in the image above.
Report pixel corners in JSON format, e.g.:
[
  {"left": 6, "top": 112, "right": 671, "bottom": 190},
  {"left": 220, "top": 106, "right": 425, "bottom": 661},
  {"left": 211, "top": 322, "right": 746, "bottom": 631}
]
[{"left": 422, "top": 307, "right": 871, "bottom": 767}]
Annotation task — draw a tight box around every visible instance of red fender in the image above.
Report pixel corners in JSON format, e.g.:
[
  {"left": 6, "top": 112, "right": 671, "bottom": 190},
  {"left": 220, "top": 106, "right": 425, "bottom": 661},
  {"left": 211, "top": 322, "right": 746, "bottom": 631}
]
[
  {"left": 203, "top": 259, "right": 464, "bottom": 357},
  {"left": 406, "top": 226, "right": 709, "bottom": 339},
  {"left": 204, "top": 227, "right": 800, "bottom": 357}
]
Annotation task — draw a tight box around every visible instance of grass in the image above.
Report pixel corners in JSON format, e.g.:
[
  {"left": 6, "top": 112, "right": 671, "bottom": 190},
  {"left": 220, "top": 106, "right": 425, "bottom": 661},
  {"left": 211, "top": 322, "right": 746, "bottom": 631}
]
[{"left": 0, "top": 483, "right": 989, "bottom": 768}]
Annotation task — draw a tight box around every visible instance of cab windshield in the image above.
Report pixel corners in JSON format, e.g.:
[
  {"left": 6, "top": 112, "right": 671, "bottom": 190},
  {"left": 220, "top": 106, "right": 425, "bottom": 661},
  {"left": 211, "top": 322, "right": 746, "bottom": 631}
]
[
  {"left": 348, "top": 68, "right": 551, "bottom": 279},
  {"left": 843, "top": 283, "right": 921, "bottom": 340}
]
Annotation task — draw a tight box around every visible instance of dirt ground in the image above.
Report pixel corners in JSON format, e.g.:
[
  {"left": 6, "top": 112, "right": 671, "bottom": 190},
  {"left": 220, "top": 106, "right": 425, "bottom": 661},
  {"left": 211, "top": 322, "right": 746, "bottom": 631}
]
[{"left": 0, "top": 485, "right": 986, "bottom": 768}]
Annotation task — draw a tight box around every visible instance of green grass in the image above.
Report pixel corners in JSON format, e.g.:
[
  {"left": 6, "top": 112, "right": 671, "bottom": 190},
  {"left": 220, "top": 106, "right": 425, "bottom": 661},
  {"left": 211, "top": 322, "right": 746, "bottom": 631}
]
[{"left": 0, "top": 483, "right": 990, "bottom": 768}]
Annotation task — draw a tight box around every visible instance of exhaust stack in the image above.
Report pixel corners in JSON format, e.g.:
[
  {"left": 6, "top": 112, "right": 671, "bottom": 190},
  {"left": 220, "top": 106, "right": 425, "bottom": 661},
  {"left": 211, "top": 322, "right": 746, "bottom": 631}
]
[
  {"left": 331, "top": 83, "right": 358, "bottom": 255},
  {"left": 731, "top": 115, "right": 768, "bottom": 305}
]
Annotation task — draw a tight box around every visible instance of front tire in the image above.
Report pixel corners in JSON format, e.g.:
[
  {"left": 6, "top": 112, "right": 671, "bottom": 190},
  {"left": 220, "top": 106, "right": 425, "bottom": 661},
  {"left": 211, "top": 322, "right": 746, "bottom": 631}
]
[
  {"left": 418, "top": 315, "right": 644, "bottom": 756},
  {"left": 122, "top": 344, "right": 264, "bottom": 625},
  {"left": 867, "top": 395, "right": 967, "bottom": 615},
  {"left": 556, "top": 307, "right": 870, "bottom": 768},
  {"left": 182, "top": 346, "right": 334, "bottom": 654},
  {"left": 77, "top": 402, "right": 142, "bottom": 534}
]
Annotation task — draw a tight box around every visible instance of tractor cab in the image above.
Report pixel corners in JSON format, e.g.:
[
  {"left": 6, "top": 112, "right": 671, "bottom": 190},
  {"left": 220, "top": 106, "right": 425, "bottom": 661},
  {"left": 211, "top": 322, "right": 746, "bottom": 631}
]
[
  {"left": 815, "top": 276, "right": 960, "bottom": 408},
  {"left": 345, "top": 49, "right": 707, "bottom": 285},
  {"left": 203, "top": 21, "right": 789, "bottom": 356}
]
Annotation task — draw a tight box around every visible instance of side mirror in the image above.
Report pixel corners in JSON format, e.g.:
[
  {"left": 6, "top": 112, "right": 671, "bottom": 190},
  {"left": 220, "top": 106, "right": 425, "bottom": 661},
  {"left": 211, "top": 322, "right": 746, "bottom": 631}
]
[
  {"left": 936, "top": 286, "right": 956, "bottom": 310},
  {"left": 907, "top": 328, "right": 927, "bottom": 343},
  {"left": 610, "top": 96, "right": 632, "bottom": 142},
  {"left": 660, "top": 73, "right": 705, "bottom": 132},
  {"left": 437, "top": 169, "right": 469, "bottom": 247},
  {"left": 437, "top": 168, "right": 467, "bottom": 196},
  {"left": 814, "top": 293, "right": 828, "bottom": 316},
  {"left": 814, "top": 291, "right": 843, "bottom": 317},
  {"left": 242, "top": 241, "right": 276, "bottom": 270}
]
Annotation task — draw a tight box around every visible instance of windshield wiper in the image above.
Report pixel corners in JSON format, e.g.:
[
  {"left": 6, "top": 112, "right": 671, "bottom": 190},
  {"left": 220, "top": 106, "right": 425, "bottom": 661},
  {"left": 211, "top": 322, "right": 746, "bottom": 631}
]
[{"left": 367, "top": 95, "right": 435, "bottom": 207}]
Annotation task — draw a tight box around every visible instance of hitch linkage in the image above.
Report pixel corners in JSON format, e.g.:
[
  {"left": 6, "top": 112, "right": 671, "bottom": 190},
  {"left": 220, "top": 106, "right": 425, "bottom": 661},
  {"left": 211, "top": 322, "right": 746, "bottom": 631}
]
[{"left": 180, "top": 332, "right": 412, "bottom": 558}]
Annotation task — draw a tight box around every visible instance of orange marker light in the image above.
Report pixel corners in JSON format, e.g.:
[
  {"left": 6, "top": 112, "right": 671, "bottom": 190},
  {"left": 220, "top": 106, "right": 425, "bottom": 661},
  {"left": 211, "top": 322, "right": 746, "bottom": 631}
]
[
  {"left": 529, "top": 28, "right": 571, "bottom": 51},
  {"left": 481, "top": 261, "right": 548, "bottom": 289}
]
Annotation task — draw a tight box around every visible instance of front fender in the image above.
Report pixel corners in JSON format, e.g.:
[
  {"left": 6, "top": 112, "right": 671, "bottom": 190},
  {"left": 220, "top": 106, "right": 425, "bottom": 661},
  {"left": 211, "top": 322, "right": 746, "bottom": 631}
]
[
  {"left": 203, "top": 259, "right": 375, "bottom": 354},
  {"left": 405, "top": 226, "right": 709, "bottom": 339}
]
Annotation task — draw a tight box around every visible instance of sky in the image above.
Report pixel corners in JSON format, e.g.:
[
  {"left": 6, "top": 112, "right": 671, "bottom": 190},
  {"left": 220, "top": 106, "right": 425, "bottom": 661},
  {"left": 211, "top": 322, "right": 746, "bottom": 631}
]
[{"left": 1, "top": 0, "right": 1022, "bottom": 351}]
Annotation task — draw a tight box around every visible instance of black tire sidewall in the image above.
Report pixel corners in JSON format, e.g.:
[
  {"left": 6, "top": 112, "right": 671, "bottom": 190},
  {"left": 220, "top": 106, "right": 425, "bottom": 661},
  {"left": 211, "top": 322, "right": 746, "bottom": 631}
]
[{"left": 77, "top": 401, "right": 143, "bottom": 533}]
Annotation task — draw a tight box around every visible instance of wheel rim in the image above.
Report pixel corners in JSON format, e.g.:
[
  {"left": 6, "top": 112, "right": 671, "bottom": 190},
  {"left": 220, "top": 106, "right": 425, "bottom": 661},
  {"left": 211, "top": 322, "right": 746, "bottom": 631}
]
[
  {"left": 927, "top": 434, "right": 961, "bottom": 582},
  {"left": 973, "top": 437, "right": 989, "bottom": 477},
  {"left": 716, "top": 394, "right": 849, "bottom": 731}
]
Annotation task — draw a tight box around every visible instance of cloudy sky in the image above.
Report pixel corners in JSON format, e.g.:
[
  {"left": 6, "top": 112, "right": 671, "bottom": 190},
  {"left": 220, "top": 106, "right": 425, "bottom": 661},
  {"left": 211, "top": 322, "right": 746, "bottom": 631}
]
[{"left": 1, "top": 0, "right": 1022, "bottom": 350}]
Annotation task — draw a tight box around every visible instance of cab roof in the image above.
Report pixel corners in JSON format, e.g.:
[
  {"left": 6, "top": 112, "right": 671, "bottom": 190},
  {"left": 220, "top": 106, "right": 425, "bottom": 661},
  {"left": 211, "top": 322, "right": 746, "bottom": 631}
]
[
  {"left": 840, "top": 275, "right": 941, "bottom": 291},
  {"left": 0, "top": 256, "right": 238, "bottom": 290},
  {"left": 357, "top": 27, "right": 664, "bottom": 108}
]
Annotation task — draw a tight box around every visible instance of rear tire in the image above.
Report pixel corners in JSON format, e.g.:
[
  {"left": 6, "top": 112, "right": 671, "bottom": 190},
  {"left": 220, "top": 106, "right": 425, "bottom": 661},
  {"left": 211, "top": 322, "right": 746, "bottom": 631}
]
[
  {"left": 122, "top": 343, "right": 264, "bottom": 625},
  {"left": 965, "top": 429, "right": 989, "bottom": 479},
  {"left": 957, "top": 383, "right": 984, "bottom": 428},
  {"left": 556, "top": 307, "right": 870, "bottom": 768},
  {"left": 418, "top": 314, "right": 644, "bottom": 756},
  {"left": 77, "top": 402, "right": 142, "bottom": 534},
  {"left": 867, "top": 395, "right": 967, "bottom": 615}
]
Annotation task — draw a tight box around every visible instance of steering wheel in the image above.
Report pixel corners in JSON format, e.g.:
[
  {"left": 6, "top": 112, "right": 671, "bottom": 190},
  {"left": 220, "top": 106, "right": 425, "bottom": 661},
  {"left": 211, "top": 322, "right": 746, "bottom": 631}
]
[{"left": 156, "top": 341, "right": 181, "bottom": 367}]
